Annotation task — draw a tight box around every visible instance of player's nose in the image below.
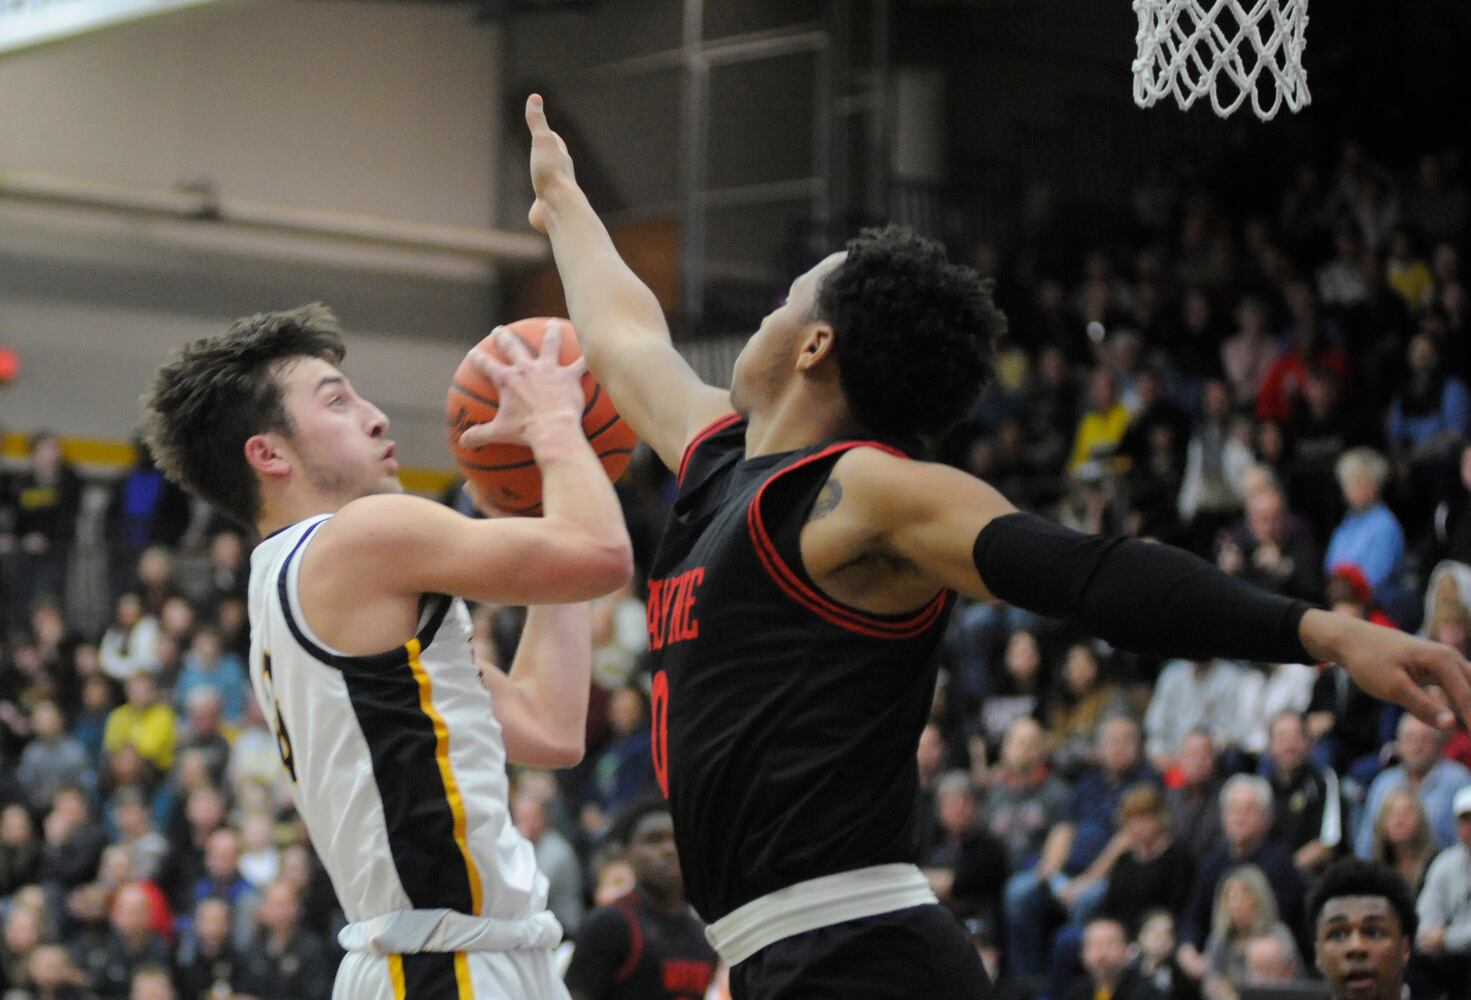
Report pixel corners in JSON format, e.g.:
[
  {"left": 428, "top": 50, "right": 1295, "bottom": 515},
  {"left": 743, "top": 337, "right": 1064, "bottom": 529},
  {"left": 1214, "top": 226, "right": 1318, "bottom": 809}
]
[{"left": 365, "top": 404, "right": 390, "bottom": 437}]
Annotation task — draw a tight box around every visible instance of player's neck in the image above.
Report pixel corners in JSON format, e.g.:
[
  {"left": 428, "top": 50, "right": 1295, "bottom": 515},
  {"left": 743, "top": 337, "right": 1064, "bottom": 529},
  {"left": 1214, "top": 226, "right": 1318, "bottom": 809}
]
[
  {"left": 257, "top": 485, "right": 345, "bottom": 539},
  {"left": 743, "top": 387, "right": 861, "bottom": 458}
]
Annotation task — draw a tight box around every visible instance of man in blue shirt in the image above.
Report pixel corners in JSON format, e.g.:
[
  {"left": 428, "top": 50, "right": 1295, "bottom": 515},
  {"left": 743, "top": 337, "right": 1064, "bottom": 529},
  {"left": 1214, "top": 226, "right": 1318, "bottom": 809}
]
[{"left": 1356, "top": 713, "right": 1471, "bottom": 857}]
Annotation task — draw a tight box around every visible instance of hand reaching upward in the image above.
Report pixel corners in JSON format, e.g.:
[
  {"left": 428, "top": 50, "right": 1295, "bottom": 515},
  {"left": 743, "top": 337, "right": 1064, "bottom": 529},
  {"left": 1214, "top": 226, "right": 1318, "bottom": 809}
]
[{"left": 525, "top": 94, "right": 576, "bottom": 234}]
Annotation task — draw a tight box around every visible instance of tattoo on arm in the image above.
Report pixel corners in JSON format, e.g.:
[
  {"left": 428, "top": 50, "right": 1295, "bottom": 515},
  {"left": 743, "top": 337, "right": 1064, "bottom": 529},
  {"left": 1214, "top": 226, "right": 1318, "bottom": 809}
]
[{"left": 808, "top": 479, "right": 843, "bottom": 523}]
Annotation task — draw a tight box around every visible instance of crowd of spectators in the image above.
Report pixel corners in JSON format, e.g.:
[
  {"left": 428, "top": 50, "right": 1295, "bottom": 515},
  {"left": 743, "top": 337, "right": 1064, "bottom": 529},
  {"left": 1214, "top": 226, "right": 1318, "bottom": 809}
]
[{"left": 1, "top": 137, "right": 1470, "bottom": 1000}]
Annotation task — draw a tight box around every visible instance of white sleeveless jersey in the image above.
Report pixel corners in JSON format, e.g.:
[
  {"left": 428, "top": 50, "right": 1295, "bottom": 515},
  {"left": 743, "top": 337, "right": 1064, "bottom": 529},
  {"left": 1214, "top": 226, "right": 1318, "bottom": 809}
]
[{"left": 247, "top": 514, "right": 547, "bottom": 924}]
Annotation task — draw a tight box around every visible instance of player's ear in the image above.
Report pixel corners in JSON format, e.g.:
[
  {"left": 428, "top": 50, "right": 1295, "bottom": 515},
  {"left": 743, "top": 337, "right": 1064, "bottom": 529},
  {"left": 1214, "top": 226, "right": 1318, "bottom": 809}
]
[
  {"left": 244, "top": 432, "right": 291, "bottom": 478},
  {"left": 795, "top": 321, "right": 836, "bottom": 372}
]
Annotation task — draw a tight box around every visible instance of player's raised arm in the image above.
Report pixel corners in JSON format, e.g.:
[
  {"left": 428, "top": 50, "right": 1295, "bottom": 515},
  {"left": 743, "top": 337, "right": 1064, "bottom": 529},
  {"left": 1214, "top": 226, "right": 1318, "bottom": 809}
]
[
  {"left": 524, "top": 94, "right": 732, "bottom": 471},
  {"left": 310, "top": 324, "right": 633, "bottom": 607},
  {"left": 479, "top": 603, "right": 592, "bottom": 768},
  {"left": 838, "top": 447, "right": 1471, "bottom": 733}
]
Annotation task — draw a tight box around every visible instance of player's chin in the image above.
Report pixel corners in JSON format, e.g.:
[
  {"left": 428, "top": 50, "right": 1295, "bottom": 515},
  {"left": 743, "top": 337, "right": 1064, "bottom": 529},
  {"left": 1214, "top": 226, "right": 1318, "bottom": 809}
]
[{"left": 369, "top": 476, "right": 405, "bottom": 496}]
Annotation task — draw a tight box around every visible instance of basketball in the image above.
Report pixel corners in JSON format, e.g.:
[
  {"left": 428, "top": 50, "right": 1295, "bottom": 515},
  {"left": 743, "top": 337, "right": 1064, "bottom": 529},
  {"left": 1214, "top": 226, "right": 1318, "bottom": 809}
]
[{"left": 446, "top": 317, "right": 637, "bottom": 515}]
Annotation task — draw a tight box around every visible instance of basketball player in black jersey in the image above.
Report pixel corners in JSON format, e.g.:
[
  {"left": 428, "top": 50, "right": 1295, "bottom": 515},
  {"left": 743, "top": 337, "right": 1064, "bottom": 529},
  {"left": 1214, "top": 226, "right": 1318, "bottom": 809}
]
[
  {"left": 564, "top": 797, "right": 716, "bottom": 1000},
  {"left": 459, "top": 94, "right": 1471, "bottom": 1000}
]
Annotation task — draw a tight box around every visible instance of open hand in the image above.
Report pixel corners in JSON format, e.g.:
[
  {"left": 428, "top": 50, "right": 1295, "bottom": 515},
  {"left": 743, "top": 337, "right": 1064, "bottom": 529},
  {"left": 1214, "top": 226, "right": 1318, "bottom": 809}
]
[
  {"left": 457, "top": 320, "right": 587, "bottom": 453},
  {"left": 525, "top": 94, "right": 576, "bottom": 233},
  {"left": 1304, "top": 609, "right": 1471, "bottom": 732}
]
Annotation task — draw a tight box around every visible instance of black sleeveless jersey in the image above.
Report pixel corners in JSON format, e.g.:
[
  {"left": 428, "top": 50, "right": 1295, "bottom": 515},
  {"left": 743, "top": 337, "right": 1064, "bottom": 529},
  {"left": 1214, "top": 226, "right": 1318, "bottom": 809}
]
[{"left": 645, "top": 414, "right": 956, "bottom": 922}]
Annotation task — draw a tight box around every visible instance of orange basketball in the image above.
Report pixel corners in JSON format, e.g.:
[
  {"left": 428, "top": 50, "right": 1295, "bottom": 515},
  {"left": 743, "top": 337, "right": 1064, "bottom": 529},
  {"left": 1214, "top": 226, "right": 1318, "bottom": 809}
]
[{"left": 446, "top": 317, "right": 637, "bottom": 515}]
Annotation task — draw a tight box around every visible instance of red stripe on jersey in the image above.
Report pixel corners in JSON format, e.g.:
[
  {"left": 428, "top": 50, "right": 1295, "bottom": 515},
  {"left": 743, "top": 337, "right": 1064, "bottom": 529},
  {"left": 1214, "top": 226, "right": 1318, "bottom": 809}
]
[{"left": 746, "top": 441, "right": 948, "bottom": 639}]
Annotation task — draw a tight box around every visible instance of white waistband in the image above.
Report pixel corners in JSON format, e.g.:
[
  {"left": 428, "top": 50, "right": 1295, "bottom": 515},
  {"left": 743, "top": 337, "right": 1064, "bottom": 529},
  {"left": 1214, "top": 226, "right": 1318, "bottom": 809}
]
[
  {"left": 704, "top": 863, "right": 937, "bottom": 967},
  {"left": 338, "top": 909, "right": 563, "bottom": 955}
]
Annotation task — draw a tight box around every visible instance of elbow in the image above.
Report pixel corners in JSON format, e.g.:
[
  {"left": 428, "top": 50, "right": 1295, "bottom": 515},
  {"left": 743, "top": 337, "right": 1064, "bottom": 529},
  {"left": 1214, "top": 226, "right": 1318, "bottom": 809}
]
[
  {"left": 527, "top": 735, "right": 585, "bottom": 769},
  {"left": 582, "top": 534, "right": 635, "bottom": 597}
]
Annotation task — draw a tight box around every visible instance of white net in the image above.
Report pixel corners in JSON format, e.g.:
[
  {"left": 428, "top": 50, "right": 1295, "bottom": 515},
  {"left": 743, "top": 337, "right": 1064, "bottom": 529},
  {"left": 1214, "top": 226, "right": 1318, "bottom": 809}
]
[{"left": 1132, "top": 0, "right": 1310, "bottom": 121}]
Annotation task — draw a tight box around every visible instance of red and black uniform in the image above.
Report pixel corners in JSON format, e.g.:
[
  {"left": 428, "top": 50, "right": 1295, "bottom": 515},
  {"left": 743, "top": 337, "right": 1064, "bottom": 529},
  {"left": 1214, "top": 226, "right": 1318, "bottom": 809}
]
[
  {"left": 647, "top": 415, "right": 987, "bottom": 998},
  {"left": 563, "top": 890, "right": 716, "bottom": 1000}
]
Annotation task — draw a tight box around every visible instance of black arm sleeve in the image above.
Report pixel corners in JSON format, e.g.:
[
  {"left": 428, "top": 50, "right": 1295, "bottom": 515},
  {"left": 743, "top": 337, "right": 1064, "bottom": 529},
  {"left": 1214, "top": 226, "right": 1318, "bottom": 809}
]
[{"left": 972, "top": 512, "right": 1313, "bottom": 664}]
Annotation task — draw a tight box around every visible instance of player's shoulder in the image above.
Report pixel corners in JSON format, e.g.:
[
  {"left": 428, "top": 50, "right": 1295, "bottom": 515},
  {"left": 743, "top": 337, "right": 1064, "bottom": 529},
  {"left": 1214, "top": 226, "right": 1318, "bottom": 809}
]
[
  {"left": 303, "top": 494, "right": 460, "bottom": 571},
  {"left": 829, "top": 444, "right": 961, "bottom": 501}
]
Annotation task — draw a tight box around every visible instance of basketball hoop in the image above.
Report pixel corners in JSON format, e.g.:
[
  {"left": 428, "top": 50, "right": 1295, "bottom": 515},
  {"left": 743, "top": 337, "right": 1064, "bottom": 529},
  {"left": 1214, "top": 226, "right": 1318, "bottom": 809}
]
[{"left": 1132, "top": 0, "right": 1310, "bottom": 121}]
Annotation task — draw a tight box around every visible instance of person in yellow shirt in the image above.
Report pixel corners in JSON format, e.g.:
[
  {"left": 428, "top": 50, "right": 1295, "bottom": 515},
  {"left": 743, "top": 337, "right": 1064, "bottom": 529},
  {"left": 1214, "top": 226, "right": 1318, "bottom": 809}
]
[
  {"left": 1068, "top": 369, "right": 1132, "bottom": 473},
  {"left": 103, "top": 674, "right": 177, "bottom": 773}
]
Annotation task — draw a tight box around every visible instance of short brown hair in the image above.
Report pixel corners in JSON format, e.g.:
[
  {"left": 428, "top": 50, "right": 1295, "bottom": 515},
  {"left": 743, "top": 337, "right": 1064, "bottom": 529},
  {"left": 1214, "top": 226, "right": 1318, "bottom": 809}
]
[
  {"left": 1117, "top": 783, "right": 1167, "bottom": 825},
  {"left": 141, "top": 304, "right": 345, "bottom": 527}
]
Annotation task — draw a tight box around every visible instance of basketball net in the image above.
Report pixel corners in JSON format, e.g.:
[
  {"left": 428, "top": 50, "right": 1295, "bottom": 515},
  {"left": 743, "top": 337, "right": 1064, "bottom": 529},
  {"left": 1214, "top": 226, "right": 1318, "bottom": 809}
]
[{"left": 1132, "top": 0, "right": 1310, "bottom": 121}]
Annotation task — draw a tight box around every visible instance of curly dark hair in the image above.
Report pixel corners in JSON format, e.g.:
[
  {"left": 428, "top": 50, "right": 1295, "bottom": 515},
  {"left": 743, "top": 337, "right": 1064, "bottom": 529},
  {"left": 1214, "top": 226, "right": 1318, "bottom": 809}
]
[
  {"left": 1306, "top": 857, "right": 1418, "bottom": 940},
  {"left": 140, "top": 304, "right": 346, "bottom": 528},
  {"left": 814, "top": 225, "right": 1005, "bottom": 441}
]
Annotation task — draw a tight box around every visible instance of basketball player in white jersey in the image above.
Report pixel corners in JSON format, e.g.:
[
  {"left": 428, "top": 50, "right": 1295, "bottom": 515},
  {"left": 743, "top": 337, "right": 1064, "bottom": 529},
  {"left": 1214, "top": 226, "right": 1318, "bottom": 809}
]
[{"left": 142, "top": 304, "right": 633, "bottom": 999}]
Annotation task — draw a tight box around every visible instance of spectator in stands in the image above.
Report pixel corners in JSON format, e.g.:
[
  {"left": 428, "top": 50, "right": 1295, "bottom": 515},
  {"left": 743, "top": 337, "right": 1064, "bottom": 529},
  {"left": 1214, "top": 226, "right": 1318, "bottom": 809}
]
[
  {"left": 129, "top": 965, "right": 175, "bottom": 1000},
  {"left": 1200, "top": 865, "right": 1302, "bottom": 1000},
  {"left": 23, "top": 942, "right": 88, "bottom": 1000},
  {"left": 237, "top": 812, "right": 279, "bottom": 891},
  {"left": 1317, "top": 221, "right": 1369, "bottom": 310},
  {"left": 1242, "top": 933, "right": 1298, "bottom": 987},
  {"left": 191, "top": 828, "right": 259, "bottom": 951},
  {"left": 102, "top": 674, "right": 176, "bottom": 778},
  {"left": 0, "top": 803, "right": 40, "bottom": 897},
  {"left": 1220, "top": 297, "right": 1279, "bottom": 410},
  {"left": 1387, "top": 333, "right": 1470, "bottom": 526},
  {"left": 980, "top": 716, "right": 1072, "bottom": 873},
  {"left": 1323, "top": 449, "right": 1406, "bottom": 612},
  {"left": 1215, "top": 484, "right": 1323, "bottom": 604},
  {"left": 1355, "top": 714, "right": 1471, "bottom": 857},
  {"left": 979, "top": 628, "right": 1047, "bottom": 756},
  {"left": 1145, "top": 659, "right": 1244, "bottom": 772},
  {"left": 1, "top": 899, "right": 46, "bottom": 992},
  {"left": 173, "top": 896, "right": 238, "bottom": 1000},
  {"left": 1366, "top": 788, "right": 1435, "bottom": 896},
  {"left": 7, "top": 432, "right": 82, "bottom": 629},
  {"left": 1024, "top": 344, "right": 1079, "bottom": 477},
  {"left": 1050, "top": 784, "right": 1196, "bottom": 1000},
  {"left": 1415, "top": 786, "right": 1471, "bottom": 1000},
  {"left": 1178, "top": 380, "right": 1254, "bottom": 552},
  {"left": 1046, "top": 643, "right": 1129, "bottom": 778},
  {"left": 108, "top": 439, "right": 189, "bottom": 603},
  {"left": 1260, "top": 710, "right": 1343, "bottom": 874},
  {"left": 1180, "top": 776, "right": 1304, "bottom": 965},
  {"left": 79, "top": 882, "right": 170, "bottom": 999},
  {"left": 1063, "top": 917, "right": 1160, "bottom": 1000},
  {"left": 1286, "top": 366, "right": 1358, "bottom": 544},
  {"left": 199, "top": 530, "right": 248, "bottom": 619},
  {"left": 159, "top": 786, "right": 225, "bottom": 914},
  {"left": 923, "top": 772, "right": 1008, "bottom": 926},
  {"left": 38, "top": 785, "right": 106, "bottom": 892},
  {"left": 589, "top": 685, "right": 657, "bottom": 826},
  {"left": 1069, "top": 368, "right": 1131, "bottom": 473},
  {"left": 231, "top": 880, "right": 333, "bottom": 1000},
  {"left": 1167, "top": 730, "right": 1225, "bottom": 867},
  {"left": 175, "top": 690, "right": 231, "bottom": 789},
  {"left": 17, "top": 700, "right": 93, "bottom": 814},
  {"left": 1307, "top": 573, "right": 1392, "bottom": 776},
  {"left": 112, "top": 789, "right": 167, "bottom": 885},
  {"left": 1134, "top": 910, "right": 1197, "bottom": 1000},
  {"left": 172, "top": 626, "right": 245, "bottom": 728},
  {"left": 1004, "top": 715, "right": 1156, "bottom": 984},
  {"left": 1234, "top": 659, "right": 1317, "bottom": 760},
  {"left": 1256, "top": 281, "right": 1351, "bottom": 424},
  {"left": 512, "top": 787, "right": 583, "bottom": 939},
  {"left": 98, "top": 594, "right": 160, "bottom": 682}
]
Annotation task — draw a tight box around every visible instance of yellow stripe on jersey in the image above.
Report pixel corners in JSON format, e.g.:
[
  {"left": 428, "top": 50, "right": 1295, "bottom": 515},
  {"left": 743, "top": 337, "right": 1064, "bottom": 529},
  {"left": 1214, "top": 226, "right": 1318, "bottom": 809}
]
[
  {"left": 406, "top": 636, "right": 485, "bottom": 917},
  {"left": 454, "top": 952, "right": 474, "bottom": 998},
  {"left": 388, "top": 954, "right": 407, "bottom": 998}
]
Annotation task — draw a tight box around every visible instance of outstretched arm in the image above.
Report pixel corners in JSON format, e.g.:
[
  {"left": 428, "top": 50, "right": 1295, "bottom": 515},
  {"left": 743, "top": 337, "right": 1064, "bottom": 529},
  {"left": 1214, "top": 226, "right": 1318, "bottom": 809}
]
[
  {"left": 523, "top": 94, "right": 732, "bottom": 471},
  {"left": 834, "top": 447, "right": 1471, "bottom": 732},
  {"left": 480, "top": 603, "right": 592, "bottom": 768}
]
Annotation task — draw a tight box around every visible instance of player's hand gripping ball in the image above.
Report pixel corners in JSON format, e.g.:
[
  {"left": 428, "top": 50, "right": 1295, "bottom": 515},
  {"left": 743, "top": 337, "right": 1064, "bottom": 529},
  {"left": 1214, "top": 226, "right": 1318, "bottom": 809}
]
[{"left": 446, "top": 317, "right": 637, "bottom": 515}]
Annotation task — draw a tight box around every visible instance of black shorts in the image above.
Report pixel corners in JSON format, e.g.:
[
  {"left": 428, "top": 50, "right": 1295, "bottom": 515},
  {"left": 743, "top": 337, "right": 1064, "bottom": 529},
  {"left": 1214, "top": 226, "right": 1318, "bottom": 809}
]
[{"left": 728, "top": 903, "right": 992, "bottom": 1000}]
